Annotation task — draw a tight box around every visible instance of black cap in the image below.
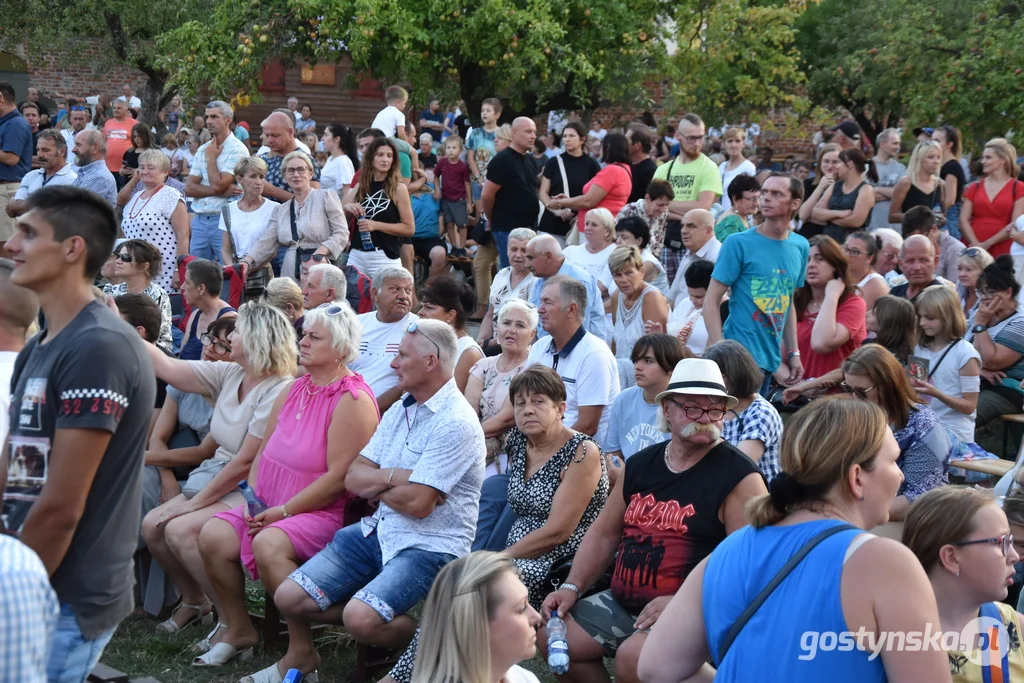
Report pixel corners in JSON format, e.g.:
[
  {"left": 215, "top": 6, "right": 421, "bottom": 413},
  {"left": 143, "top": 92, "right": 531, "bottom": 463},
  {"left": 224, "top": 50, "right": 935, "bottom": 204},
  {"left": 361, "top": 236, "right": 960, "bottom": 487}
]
[
  {"left": 832, "top": 120, "right": 861, "bottom": 141},
  {"left": 913, "top": 126, "right": 935, "bottom": 137}
]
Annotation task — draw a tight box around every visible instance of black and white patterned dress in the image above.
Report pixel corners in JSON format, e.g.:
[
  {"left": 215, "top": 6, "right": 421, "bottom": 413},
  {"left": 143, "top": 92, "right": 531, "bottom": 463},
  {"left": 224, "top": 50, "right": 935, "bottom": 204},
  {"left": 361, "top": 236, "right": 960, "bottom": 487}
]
[
  {"left": 122, "top": 184, "right": 184, "bottom": 292},
  {"left": 505, "top": 427, "right": 609, "bottom": 607}
]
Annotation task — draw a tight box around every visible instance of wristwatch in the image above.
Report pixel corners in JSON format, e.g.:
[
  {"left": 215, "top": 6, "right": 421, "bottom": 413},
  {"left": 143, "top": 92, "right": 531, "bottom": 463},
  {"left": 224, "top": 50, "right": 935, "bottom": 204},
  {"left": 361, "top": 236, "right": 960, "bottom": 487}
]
[
  {"left": 280, "top": 505, "right": 291, "bottom": 519},
  {"left": 786, "top": 351, "right": 801, "bottom": 361},
  {"left": 559, "top": 582, "right": 581, "bottom": 597},
  {"left": 973, "top": 324, "right": 988, "bottom": 334}
]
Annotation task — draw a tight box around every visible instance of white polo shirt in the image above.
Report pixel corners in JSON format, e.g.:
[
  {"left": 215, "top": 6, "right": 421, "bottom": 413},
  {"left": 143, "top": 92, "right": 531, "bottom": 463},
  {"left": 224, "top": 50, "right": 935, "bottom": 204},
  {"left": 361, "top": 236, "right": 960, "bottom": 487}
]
[
  {"left": 13, "top": 165, "right": 78, "bottom": 201},
  {"left": 527, "top": 325, "right": 620, "bottom": 448}
]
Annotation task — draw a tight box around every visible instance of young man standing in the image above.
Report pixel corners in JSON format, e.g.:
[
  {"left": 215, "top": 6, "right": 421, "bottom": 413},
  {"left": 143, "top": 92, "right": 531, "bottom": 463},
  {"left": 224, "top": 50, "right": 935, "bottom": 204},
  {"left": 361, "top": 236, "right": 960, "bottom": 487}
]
[
  {"left": 1, "top": 185, "right": 155, "bottom": 681},
  {"left": 704, "top": 174, "right": 809, "bottom": 395}
]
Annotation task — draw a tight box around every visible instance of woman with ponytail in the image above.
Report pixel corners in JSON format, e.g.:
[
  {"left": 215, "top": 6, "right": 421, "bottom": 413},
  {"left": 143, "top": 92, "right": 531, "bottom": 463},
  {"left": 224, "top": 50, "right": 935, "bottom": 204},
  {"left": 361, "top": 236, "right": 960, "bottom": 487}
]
[{"left": 638, "top": 397, "right": 949, "bottom": 683}]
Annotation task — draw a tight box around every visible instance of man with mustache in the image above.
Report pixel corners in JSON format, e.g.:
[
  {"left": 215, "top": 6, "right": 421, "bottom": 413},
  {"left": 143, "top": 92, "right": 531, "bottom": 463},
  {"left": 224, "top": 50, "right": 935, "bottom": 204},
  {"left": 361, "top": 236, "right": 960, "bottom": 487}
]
[{"left": 539, "top": 358, "right": 766, "bottom": 683}]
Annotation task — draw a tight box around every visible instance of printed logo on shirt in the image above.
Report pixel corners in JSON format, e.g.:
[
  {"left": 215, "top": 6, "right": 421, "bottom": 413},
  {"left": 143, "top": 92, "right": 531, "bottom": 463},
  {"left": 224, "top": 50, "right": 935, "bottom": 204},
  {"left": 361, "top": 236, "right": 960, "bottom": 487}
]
[
  {"left": 59, "top": 387, "right": 130, "bottom": 422},
  {"left": 623, "top": 493, "right": 696, "bottom": 533},
  {"left": 359, "top": 341, "right": 401, "bottom": 356},
  {"left": 17, "top": 377, "right": 47, "bottom": 432},
  {"left": 3, "top": 435, "right": 51, "bottom": 533},
  {"left": 623, "top": 424, "right": 666, "bottom": 452},
  {"left": 751, "top": 270, "right": 795, "bottom": 336}
]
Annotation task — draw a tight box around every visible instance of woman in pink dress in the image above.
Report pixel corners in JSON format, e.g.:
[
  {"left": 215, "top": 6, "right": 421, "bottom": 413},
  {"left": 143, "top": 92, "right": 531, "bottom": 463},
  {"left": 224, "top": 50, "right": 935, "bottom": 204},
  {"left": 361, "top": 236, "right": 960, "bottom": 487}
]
[{"left": 193, "top": 303, "right": 380, "bottom": 667}]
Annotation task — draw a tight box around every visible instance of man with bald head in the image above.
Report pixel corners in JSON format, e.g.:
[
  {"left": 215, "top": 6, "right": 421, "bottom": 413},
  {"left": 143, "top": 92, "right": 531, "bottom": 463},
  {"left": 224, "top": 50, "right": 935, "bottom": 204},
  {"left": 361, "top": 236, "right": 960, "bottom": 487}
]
[
  {"left": 258, "top": 110, "right": 321, "bottom": 204},
  {"left": 71, "top": 130, "right": 117, "bottom": 206},
  {"left": 526, "top": 233, "right": 607, "bottom": 340},
  {"left": 891, "top": 234, "right": 944, "bottom": 302},
  {"left": 667, "top": 208, "right": 721, "bottom": 305},
  {"left": 479, "top": 116, "right": 539, "bottom": 268}
]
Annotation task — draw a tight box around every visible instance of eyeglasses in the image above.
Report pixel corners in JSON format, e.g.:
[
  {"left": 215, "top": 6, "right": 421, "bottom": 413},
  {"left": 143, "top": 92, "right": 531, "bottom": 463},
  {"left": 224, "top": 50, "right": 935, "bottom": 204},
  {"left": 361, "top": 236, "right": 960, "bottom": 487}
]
[
  {"left": 840, "top": 382, "right": 874, "bottom": 400},
  {"left": 665, "top": 397, "right": 726, "bottom": 421},
  {"left": 680, "top": 134, "right": 705, "bottom": 143},
  {"left": 407, "top": 321, "right": 441, "bottom": 357},
  {"left": 843, "top": 246, "right": 865, "bottom": 257},
  {"left": 115, "top": 252, "right": 134, "bottom": 263},
  {"left": 284, "top": 166, "right": 311, "bottom": 175},
  {"left": 316, "top": 303, "right": 346, "bottom": 315},
  {"left": 954, "top": 534, "right": 1015, "bottom": 557},
  {"left": 740, "top": 192, "right": 760, "bottom": 202},
  {"left": 200, "top": 333, "right": 231, "bottom": 354},
  {"left": 299, "top": 253, "right": 329, "bottom": 263}
]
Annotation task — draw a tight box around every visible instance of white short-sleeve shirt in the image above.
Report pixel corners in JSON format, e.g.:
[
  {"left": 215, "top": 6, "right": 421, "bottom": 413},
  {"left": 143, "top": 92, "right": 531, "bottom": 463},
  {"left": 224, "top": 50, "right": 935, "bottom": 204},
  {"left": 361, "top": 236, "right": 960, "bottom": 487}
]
[
  {"left": 371, "top": 106, "right": 406, "bottom": 138},
  {"left": 351, "top": 311, "right": 418, "bottom": 399}
]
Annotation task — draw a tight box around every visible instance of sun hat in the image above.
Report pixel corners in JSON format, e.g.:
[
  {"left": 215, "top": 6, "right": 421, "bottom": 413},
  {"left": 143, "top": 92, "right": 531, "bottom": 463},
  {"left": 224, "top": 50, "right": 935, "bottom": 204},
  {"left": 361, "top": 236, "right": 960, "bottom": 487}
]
[{"left": 655, "top": 358, "right": 738, "bottom": 409}]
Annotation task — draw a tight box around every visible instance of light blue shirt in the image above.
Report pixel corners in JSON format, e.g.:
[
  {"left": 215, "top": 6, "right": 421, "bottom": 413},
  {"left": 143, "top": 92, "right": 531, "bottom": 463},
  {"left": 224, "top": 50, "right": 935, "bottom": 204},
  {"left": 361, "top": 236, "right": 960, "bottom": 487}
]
[
  {"left": 14, "top": 164, "right": 77, "bottom": 201},
  {"left": 0, "top": 535, "right": 59, "bottom": 683},
  {"left": 531, "top": 260, "right": 608, "bottom": 341},
  {"left": 711, "top": 228, "right": 808, "bottom": 372},
  {"left": 72, "top": 159, "right": 117, "bottom": 206},
  {"left": 604, "top": 386, "right": 670, "bottom": 458}
]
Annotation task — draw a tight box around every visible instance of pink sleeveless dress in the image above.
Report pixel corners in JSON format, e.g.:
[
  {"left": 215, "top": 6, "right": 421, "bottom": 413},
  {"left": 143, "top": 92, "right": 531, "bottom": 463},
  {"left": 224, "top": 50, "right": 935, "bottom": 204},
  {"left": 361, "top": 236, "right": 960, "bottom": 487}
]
[{"left": 215, "top": 373, "right": 379, "bottom": 578}]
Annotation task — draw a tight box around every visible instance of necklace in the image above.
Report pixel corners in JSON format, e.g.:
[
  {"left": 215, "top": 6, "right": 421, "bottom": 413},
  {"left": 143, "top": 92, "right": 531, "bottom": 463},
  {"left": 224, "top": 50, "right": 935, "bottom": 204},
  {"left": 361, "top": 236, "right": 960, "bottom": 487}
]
[
  {"left": 618, "top": 285, "right": 650, "bottom": 329},
  {"left": 663, "top": 442, "right": 685, "bottom": 474},
  {"left": 127, "top": 184, "right": 164, "bottom": 220},
  {"left": 295, "top": 371, "right": 343, "bottom": 419}
]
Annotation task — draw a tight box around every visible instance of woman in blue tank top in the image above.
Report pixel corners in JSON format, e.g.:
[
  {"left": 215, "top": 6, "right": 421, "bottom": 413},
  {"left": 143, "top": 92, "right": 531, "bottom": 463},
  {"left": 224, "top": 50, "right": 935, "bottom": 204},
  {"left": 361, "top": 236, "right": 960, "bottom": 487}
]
[{"left": 637, "top": 397, "right": 951, "bottom": 682}]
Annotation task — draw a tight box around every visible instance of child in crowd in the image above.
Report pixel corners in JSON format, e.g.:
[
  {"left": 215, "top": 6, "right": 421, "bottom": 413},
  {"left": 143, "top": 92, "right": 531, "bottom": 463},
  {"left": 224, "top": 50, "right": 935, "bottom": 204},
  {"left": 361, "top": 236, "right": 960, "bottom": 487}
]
[
  {"left": 370, "top": 85, "right": 409, "bottom": 141},
  {"left": 466, "top": 97, "right": 502, "bottom": 187},
  {"left": 434, "top": 136, "right": 473, "bottom": 258},
  {"left": 160, "top": 134, "right": 177, "bottom": 160}
]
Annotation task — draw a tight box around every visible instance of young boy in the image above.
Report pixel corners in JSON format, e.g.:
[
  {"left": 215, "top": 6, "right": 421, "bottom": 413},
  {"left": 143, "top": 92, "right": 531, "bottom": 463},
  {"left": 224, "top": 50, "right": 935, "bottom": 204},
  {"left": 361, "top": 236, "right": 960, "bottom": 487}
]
[
  {"left": 371, "top": 85, "right": 409, "bottom": 142},
  {"left": 466, "top": 97, "right": 502, "bottom": 188},
  {"left": 433, "top": 136, "right": 473, "bottom": 258}
]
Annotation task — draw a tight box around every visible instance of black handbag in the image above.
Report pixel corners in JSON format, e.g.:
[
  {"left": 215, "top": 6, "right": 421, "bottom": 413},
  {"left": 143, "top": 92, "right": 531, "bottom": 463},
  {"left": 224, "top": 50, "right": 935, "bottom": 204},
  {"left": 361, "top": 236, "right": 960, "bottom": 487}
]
[{"left": 221, "top": 205, "right": 271, "bottom": 293}]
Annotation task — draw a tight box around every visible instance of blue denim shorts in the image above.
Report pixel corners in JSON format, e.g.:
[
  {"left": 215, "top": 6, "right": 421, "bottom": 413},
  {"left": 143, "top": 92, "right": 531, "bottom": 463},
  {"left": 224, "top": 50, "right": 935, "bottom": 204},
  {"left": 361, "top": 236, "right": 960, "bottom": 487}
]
[
  {"left": 288, "top": 525, "right": 454, "bottom": 622},
  {"left": 47, "top": 604, "right": 116, "bottom": 683}
]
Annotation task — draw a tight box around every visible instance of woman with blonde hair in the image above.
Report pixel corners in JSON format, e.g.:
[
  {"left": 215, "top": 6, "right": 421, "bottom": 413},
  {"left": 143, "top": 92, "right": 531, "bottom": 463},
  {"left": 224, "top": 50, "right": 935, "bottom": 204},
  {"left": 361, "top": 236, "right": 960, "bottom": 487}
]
[
  {"left": 608, "top": 245, "right": 668, "bottom": 386},
  {"left": 966, "top": 138, "right": 1024, "bottom": 259},
  {"left": 563, "top": 206, "right": 617, "bottom": 301},
  {"left": 797, "top": 142, "right": 841, "bottom": 239},
  {"left": 220, "top": 156, "right": 279, "bottom": 295},
  {"left": 638, "top": 397, "right": 949, "bottom": 682},
  {"left": 718, "top": 126, "right": 756, "bottom": 212},
  {"left": 903, "top": 487, "right": 1024, "bottom": 682},
  {"left": 262, "top": 277, "right": 305, "bottom": 334},
  {"left": 890, "top": 140, "right": 946, "bottom": 226},
  {"left": 957, "top": 246, "right": 995, "bottom": 318},
  {"left": 411, "top": 552, "right": 542, "bottom": 683}
]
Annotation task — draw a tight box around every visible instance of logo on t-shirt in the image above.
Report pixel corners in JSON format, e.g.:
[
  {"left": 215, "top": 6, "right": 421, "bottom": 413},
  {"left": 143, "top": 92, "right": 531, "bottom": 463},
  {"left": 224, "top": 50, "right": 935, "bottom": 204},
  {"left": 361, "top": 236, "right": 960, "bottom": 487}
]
[
  {"left": 751, "top": 271, "right": 795, "bottom": 336},
  {"left": 17, "top": 377, "right": 46, "bottom": 431},
  {"left": 3, "top": 435, "right": 51, "bottom": 533}
]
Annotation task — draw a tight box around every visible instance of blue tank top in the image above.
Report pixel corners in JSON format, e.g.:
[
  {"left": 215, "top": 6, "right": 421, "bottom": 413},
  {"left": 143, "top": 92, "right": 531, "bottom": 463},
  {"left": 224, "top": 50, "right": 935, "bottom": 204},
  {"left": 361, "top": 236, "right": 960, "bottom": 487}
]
[
  {"left": 179, "top": 306, "right": 236, "bottom": 360},
  {"left": 703, "top": 519, "right": 885, "bottom": 682}
]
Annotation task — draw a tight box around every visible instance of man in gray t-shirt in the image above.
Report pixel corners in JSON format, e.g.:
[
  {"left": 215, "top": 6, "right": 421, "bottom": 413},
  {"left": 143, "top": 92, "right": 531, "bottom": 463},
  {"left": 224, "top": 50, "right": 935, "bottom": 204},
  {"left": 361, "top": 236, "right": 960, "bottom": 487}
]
[{"left": 870, "top": 128, "right": 907, "bottom": 229}]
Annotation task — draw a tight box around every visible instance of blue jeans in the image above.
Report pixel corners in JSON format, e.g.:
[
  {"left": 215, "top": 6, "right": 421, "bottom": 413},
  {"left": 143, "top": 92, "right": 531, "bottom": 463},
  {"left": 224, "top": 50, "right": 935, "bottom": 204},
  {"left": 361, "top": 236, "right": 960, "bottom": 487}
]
[
  {"left": 759, "top": 370, "right": 774, "bottom": 399},
  {"left": 289, "top": 526, "right": 454, "bottom": 622},
  {"left": 189, "top": 213, "right": 223, "bottom": 264},
  {"left": 945, "top": 203, "right": 962, "bottom": 240},
  {"left": 472, "top": 473, "right": 518, "bottom": 551},
  {"left": 47, "top": 604, "right": 116, "bottom": 683},
  {"left": 493, "top": 231, "right": 510, "bottom": 269}
]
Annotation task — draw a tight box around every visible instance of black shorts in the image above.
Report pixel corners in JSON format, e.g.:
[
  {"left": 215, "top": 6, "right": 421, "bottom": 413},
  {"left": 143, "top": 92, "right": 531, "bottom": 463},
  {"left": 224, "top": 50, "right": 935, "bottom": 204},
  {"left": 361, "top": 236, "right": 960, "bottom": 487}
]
[{"left": 412, "top": 238, "right": 447, "bottom": 261}]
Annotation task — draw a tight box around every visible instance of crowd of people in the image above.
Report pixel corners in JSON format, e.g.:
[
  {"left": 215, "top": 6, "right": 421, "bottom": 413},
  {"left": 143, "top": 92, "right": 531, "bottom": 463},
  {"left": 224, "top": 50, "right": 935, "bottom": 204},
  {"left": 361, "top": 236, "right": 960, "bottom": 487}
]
[{"left": 4, "top": 76, "right": 1024, "bottom": 683}]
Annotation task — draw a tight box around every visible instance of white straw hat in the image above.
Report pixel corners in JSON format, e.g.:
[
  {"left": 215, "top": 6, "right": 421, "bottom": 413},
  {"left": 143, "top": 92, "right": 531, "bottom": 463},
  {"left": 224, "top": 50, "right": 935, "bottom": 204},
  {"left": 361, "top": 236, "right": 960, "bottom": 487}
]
[{"left": 654, "top": 358, "right": 738, "bottom": 409}]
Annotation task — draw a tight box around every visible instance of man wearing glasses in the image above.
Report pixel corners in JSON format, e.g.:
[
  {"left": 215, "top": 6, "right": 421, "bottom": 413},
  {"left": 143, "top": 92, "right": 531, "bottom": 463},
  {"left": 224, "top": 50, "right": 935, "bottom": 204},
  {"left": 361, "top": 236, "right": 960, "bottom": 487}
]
[
  {"left": 539, "top": 358, "right": 765, "bottom": 683},
  {"left": 184, "top": 100, "right": 251, "bottom": 263},
  {"left": 651, "top": 114, "right": 723, "bottom": 284}
]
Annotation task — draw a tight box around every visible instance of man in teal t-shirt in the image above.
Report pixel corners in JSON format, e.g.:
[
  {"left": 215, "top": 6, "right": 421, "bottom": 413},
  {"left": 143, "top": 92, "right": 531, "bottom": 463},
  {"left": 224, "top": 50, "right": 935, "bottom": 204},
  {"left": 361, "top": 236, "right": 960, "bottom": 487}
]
[{"left": 705, "top": 174, "right": 809, "bottom": 394}]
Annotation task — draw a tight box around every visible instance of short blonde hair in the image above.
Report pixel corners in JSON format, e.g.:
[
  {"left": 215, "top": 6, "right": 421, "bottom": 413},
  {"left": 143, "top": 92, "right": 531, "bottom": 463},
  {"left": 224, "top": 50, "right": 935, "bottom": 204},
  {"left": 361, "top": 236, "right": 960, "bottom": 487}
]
[
  {"left": 723, "top": 126, "right": 745, "bottom": 142},
  {"left": 262, "top": 277, "right": 303, "bottom": 316},
  {"left": 234, "top": 155, "right": 268, "bottom": 179},
  {"left": 234, "top": 301, "right": 298, "bottom": 377},
  {"left": 495, "top": 124, "right": 512, "bottom": 142},
  {"left": 138, "top": 149, "right": 170, "bottom": 174},
  {"left": 984, "top": 138, "right": 1020, "bottom": 178},
  {"left": 586, "top": 207, "right": 616, "bottom": 241},
  {"left": 608, "top": 245, "right": 643, "bottom": 275},
  {"left": 282, "top": 150, "right": 313, "bottom": 172},
  {"left": 303, "top": 303, "right": 362, "bottom": 365},
  {"left": 958, "top": 245, "right": 994, "bottom": 272}
]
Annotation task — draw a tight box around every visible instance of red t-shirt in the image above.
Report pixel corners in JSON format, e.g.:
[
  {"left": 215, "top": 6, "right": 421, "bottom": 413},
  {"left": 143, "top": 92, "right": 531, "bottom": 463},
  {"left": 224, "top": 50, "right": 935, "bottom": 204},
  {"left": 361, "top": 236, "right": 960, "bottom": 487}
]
[
  {"left": 578, "top": 162, "right": 632, "bottom": 231},
  {"left": 103, "top": 117, "right": 137, "bottom": 172},
  {"left": 435, "top": 157, "right": 471, "bottom": 201},
  {"left": 797, "top": 293, "right": 867, "bottom": 379},
  {"left": 963, "top": 179, "right": 1024, "bottom": 257}
]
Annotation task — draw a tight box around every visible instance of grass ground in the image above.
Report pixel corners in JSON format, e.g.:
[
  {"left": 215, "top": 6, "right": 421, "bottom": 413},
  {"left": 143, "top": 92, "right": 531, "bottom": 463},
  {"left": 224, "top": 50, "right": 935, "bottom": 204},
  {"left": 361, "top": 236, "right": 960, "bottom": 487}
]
[{"left": 102, "top": 613, "right": 560, "bottom": 683}]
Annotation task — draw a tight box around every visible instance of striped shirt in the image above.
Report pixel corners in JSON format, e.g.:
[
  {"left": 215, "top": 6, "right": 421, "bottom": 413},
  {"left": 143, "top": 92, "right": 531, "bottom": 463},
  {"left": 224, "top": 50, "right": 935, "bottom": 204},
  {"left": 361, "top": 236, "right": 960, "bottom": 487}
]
[
  {"left": 72, "top": 159, "right": 117, "bottom": 206},
  {"left": 0, "top": 534, "right": 59, "bottom": 683}
]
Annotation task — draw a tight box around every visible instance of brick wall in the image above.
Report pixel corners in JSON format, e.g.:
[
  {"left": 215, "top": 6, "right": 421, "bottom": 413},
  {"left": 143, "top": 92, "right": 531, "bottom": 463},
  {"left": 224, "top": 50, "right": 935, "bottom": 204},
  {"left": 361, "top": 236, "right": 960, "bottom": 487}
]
[{"left": 2, "top": 38, "right": 148, "bottom": 100}]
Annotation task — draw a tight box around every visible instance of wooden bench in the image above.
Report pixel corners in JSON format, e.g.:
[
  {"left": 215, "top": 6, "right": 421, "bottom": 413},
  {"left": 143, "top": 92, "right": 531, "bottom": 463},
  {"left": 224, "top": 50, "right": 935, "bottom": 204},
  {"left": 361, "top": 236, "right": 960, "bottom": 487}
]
[{"left": 950, "top": 458, "right": 1014, "bottom": 478}]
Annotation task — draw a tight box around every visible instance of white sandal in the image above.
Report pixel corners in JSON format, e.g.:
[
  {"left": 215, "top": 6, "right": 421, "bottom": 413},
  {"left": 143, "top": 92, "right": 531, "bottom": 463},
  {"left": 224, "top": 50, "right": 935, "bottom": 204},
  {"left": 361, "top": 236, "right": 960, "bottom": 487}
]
[
  {"left": 155, "top": 599, "right": 214, "bottom": 634},
  {"left": 240, "top": 663, "right": 319, "bottom": 683},
  {"left": 192, "top": 641, "right": 254, "bottom": 667},
  {"left": 188, "top": 622, "right": 227, "bottom": 655}
]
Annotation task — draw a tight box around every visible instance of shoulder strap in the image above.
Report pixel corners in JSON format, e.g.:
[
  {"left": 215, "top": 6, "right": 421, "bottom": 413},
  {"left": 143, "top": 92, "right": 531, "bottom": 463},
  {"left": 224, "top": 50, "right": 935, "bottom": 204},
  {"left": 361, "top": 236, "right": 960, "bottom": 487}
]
[
  {"left": 289, "top": 199, "right": 299, "bottom": 244},
  {"left": 221, "top": 205, "right": 238, "bottom": 261},
  {"left": 717, "top": 523, "right": 857, "bottom": 663},
  {"left": 556, "top": 154, "right": 570, "bottom": 197},
  {"left": 926, "top": 342, "right": 957, "bottom": 380}
]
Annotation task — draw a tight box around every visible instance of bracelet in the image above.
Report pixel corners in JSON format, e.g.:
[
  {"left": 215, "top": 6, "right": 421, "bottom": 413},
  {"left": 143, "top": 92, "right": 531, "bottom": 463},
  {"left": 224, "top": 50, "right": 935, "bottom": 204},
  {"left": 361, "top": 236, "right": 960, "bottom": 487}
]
[
  {"left": 559, "top": 582, "right": 581, "bottom": 597},
  {"left": 281, "top": 505, "right": 290, "bottom": 519},
  {"left": 387, "top": 467, "right": 396, "bottom": 489},
  {"left": 786, "top": 351, "right": 801, "bottom": 361}
]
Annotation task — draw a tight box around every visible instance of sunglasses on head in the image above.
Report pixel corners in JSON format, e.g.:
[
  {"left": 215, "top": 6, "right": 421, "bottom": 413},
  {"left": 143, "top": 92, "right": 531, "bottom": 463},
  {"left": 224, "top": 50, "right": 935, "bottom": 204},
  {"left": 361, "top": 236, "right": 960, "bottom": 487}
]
[
  {"left": 961, "top": 247, "right": 983, "bottom": 257},
  {"left": 70, "top": 105, "right": 87, "bottom": 112},
  {"left": 407, "top": 321, "right": 441, "bottom": 357},
  {"left": 300, "top": 253, "right": 329, "bottom": 264},
  {"left": 316, "top": 303, "right": 346, "bottom": 315}
]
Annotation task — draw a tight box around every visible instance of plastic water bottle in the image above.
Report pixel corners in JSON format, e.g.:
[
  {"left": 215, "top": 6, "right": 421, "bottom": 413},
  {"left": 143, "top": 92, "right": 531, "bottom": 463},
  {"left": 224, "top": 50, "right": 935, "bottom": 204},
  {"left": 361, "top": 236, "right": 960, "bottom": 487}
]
[
  {"left": 360, "top": 229, "right": 375, "bottom": 251},
  {"left": 238, "top": 480, "right": 268, "bottom": 517},
  {"left": 546, "top": 615, "right": 570, "bottom": 674},
  {"left": 282, "top": 670, "right": 304, "bottom": 683}
]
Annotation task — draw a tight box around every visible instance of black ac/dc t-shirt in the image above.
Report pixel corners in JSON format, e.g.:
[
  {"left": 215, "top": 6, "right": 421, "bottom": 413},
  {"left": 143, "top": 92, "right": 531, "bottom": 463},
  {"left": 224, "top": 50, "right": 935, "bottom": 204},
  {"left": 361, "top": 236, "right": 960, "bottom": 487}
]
[
  {"left": 611, "top": 439, "right": 759, "bottom": 614},
  {"left": 2, "top": 300, "right": 155, "bottom": 639}
]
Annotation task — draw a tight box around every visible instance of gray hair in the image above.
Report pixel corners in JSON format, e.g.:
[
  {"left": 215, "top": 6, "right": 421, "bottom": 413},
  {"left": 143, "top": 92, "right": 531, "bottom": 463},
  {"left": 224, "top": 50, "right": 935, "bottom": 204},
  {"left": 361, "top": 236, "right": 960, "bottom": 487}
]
[
  {"left": 874, "top": 227, "right": 903, "bottom": 251},
  {"left": 308, "top": 263, "right": 347, "bottom": 303},
  {"left": 372, "top": 264, "right": 414, "bottom": 291},
  {"left": 79, "top": 129, "right": 105, "bottom": 154},
  {"left": 409, "top": 318, "right": 458, "bottom": 375},
  {"left": 206, "top": 100, "right": 234, "bottom": 122},
  {"left": 876, "top": 127, "right": 900, "bottom": 148},
  {"left": 543, "top": 275, "right": 587, "bottom": 319},
  {"left": 35, "top": 128, "right": 66, "bottom": 153},
  {"left": 508, "top": 228, "right": 537, "bottom": 244},
  {"left": 302, "top": 303, "right": 361, "bottom": 365},
  {"left": 497, "top": 298, "right": 539, "bottom": 331},
  {"left": 419, "top": 133, "right": 433, "bottom": 144},
  {"left": 527, "top": 233, "right": 563, "bottom": 258}
]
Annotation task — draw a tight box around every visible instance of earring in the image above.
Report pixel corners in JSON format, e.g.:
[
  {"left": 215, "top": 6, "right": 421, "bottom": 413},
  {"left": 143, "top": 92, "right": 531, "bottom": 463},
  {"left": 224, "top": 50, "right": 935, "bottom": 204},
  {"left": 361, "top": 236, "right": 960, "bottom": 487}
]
[{"left": 954, "top": 568, "right": 960, "bottom": 577}]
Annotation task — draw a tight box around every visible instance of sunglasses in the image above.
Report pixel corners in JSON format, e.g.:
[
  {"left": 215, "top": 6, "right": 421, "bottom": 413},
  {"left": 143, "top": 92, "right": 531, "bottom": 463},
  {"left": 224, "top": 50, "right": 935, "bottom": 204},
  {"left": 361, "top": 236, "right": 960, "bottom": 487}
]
[
  {"left": 316, "top": 303, "right": 346, "bottom": 315},
  {"left": 70, "top": 105, "right": 87, "bottom": 112},
  {"left": 115, "top": 252, "right": 134, "bottom": 263},
  {"left": 954, "top": 533, "right": 1015, "bottom": 557},
  {"left": 407, "top": 321, "right": 441, "bottom": 357},
  {"left": 299, "top": 253, "right": 329, "bottom": 264},
  {"left": 840, "top": 382, "right": 874, "bottom": 400},
  {"left": 200, "top": 333, "right": 231, "bottom": 354},
  {"left": 961, "top": 247, "right": 984, "bottom": 258}
]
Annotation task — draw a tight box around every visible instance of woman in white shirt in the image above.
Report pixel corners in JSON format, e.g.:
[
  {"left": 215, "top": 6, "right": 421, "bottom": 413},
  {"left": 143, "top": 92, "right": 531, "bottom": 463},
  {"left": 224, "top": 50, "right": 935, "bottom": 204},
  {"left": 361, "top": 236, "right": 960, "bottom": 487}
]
[
  {"left": 564, "top": 207, "right": 617, "bottom": 300},
  {"left": 219, "top": 157, "right": 280, "bottom": 271},
  {"left": 719, "top": 126, "right": 756, "bottom": 212},
  {"left": 319, "top": 123, "right": 358, "bottom": 192}
]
